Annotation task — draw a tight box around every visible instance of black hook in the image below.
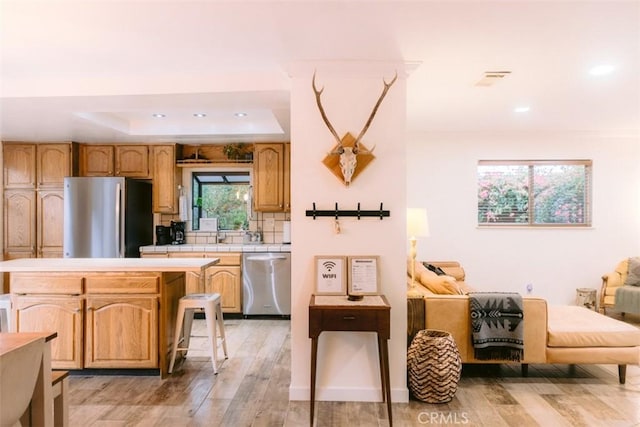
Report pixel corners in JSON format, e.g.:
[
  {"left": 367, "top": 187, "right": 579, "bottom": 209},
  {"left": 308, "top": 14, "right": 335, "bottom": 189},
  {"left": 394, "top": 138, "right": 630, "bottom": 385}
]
[
  {"left": 335, "top": 202, "right": 339, "bottom": 220},
  {"left": 379, "top": 202, "right": 384, "bottom": 219},
  {"left": 357, "top": 202, "right": 361, "bottom": 220},
  {"left": 312, "top": 202, "right": 317, "bottom": 220}
]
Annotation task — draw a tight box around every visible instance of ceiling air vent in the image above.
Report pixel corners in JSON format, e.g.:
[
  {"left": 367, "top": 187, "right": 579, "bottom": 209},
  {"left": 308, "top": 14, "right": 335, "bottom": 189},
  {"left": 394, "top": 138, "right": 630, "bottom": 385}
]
[{"left": 475, "top": 70, "right": 512, "bottom": 87}]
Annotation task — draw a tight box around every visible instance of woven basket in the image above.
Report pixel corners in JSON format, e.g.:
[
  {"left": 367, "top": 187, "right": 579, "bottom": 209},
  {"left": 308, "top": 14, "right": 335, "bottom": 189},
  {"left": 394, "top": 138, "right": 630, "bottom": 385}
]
[{"left": 407, "top": 329, "right": 462, "bottom": 403}]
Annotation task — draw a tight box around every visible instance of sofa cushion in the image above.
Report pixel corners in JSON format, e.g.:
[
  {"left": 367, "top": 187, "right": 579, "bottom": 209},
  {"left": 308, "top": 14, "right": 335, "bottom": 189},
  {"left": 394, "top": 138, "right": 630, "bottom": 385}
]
[
  {"left": 623, "top": 256, "right": 640, "bottom": 286},
  {"left": 547, "top": 305, "right": 640, "bottom": 348}
]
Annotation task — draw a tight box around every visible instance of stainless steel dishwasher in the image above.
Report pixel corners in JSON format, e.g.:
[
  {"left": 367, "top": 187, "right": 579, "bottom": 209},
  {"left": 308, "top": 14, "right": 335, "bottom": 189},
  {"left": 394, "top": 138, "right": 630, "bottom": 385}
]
[{"left": 242, "top": 252, "right": 291, "bottom": 316}]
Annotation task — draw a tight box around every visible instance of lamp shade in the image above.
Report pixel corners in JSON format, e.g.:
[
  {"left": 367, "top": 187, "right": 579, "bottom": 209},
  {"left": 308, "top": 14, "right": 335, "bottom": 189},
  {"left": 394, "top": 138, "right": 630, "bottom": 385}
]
[{"left": 407, "top": 208, "right": 430, "bottom": 238}]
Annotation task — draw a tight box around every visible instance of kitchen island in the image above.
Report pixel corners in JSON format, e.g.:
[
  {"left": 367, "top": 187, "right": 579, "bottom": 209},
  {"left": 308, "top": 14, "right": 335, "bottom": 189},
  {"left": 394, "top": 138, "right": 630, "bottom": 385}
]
[{"left": 0, "top": 257, "right": 218, "bottom": 378}]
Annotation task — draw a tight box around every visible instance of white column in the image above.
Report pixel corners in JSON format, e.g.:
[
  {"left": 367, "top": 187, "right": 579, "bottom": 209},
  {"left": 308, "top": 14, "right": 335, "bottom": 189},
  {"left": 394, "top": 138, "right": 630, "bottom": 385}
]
[{"left": 288, "top": 61, "right": 410, "bottom": 403}]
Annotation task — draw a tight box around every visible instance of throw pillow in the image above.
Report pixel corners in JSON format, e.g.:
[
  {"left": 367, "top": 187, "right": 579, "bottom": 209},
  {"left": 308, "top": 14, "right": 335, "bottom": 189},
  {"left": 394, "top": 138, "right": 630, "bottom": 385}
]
[
  {"left": 419, "top": 271, "right": 463, "bottom": 295},
  {"left": 423, "top": 262, "right": 447, "bottom": 276},
  {"left": 624, "top": 257, "right": 640, "bottom": 286}
]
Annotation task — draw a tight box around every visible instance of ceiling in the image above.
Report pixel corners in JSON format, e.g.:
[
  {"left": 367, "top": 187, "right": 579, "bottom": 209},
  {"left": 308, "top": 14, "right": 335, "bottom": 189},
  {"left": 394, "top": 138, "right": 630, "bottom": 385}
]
[{"left": 1, "top": 1, "right": 639, "bottom": 144}]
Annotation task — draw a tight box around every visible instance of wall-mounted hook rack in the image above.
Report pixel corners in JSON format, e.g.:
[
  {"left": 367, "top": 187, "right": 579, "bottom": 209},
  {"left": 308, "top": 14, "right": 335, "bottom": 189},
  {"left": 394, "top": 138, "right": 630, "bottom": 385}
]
[{"left": 306, "top": 202, "right": 390, "bottom": 220}]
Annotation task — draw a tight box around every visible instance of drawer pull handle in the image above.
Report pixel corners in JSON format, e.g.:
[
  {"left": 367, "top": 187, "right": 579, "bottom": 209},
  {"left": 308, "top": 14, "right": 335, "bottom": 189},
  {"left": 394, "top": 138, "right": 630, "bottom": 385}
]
[{"left": 343, "top": 316, "right": 356, "bottom": 320}]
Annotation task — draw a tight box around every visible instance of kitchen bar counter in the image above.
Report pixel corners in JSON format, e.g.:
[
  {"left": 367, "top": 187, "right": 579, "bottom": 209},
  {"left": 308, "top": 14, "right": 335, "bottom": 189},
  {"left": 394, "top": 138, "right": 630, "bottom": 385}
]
[
  {"left": 2, "top": 257, "right": 218, "bottom": 378},
  {"left": 0, "top": 257, "right": 218, "bottom": 272},
  {"left": 139, "top": 243, "right": 291, "bottom": 254}
]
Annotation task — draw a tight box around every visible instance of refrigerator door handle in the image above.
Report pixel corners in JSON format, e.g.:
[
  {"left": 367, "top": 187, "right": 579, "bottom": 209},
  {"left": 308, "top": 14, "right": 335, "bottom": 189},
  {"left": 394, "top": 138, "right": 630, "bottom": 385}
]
[{"left": 116, "top": 182, "right": 122, "bottom": 257}]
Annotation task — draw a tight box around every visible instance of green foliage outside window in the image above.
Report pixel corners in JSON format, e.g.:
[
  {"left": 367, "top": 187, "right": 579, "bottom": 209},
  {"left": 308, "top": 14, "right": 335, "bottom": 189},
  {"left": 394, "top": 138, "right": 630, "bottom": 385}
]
[
  {"left": 192, "top": 171, "right": 250, "bottom": 230},
  {"left": 478, "top": 161, "right": 591, "bottom": 226}
]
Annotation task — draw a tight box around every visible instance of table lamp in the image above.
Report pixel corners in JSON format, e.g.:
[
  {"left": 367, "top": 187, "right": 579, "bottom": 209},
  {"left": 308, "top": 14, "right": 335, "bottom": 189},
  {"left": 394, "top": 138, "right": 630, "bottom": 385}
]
[{"left": 407, "top": 208, "right": 430, "bottom": 297}]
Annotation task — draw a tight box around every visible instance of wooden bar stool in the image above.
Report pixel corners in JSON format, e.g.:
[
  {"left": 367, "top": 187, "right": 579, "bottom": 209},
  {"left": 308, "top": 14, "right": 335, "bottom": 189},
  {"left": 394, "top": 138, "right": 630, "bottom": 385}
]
[{"left": 168, "top": 293, "right": 228, "bottom": 374}]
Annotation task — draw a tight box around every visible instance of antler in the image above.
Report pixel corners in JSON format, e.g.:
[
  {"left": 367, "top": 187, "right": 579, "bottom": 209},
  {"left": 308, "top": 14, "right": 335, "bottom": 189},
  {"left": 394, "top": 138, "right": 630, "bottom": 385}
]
[
  {"left": 312, "top": 71, "right": 344, "bottom": 152},
  {"left": 353, "top": 71, "right": 398, "bottom": 152}
]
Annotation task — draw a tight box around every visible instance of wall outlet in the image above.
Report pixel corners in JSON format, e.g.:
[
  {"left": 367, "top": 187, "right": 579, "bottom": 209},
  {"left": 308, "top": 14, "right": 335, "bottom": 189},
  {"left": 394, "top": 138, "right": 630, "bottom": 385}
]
[
  {"left": 265, "top": 218, "right": 275, "bottom": 230},
  {"left": 526, "top": 283, "right": 533, "bottom": 294}
]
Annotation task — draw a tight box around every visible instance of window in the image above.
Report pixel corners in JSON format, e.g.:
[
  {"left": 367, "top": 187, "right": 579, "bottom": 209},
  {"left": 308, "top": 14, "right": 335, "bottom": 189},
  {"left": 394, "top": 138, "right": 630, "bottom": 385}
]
[
  {"left": 192, "top": 171, "right": 251, "bottom": 230},
  {"left": 477, "top": 160, "right": 592, "bottom": 227}
]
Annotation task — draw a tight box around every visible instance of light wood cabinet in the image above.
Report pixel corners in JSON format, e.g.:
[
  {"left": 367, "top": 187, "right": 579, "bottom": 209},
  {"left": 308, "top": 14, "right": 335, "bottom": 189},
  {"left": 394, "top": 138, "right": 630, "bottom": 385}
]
[
  {"left": 79, "top": 145, "right": 114, "bottom": 176},
  {"left": 85, "top": 295, "right": 158, "bottom": 368},
  {"left": 3, "top": 144, "right": 36, "bottom": 188},
  {"left": 152, "top": 144, "right": 182, "bottom": 214},
  {"left": 115, "top": 145, "right": 150, "bottom": 177},
  {"left": 36, "top": 190, "right": 64, "bottom": 258},
  {"left": 205, "top": 253, "right": 242, "bottom": 313},
  {"left": 206, "top": 265, "right": 242, "bottom": 313},
  {"left": 253, "top": 143, "right": 284, "bottom": 212},
  {"left": 79, "top": 144, "right": 150, "bottom": 177},
  {"left": 13, "top": 295, "right": 84, "bottom": 369},
  {"left": 37, "top": 144, "right": 72, "bottom": 188},
  {"left": 3, "top": 190, "right": 36, "bottom": 257},
  {"left": 155, "top": 251, "right": 242, "bottom": 313},
  {"left": 284, "top": 142, "right": 291, "bottom": 212},
  {"left": 253, "top": 143, "right": 290, "bottom": 212},
  {"left": 3, "top": 143, "right": 72, "bottom": 262}
]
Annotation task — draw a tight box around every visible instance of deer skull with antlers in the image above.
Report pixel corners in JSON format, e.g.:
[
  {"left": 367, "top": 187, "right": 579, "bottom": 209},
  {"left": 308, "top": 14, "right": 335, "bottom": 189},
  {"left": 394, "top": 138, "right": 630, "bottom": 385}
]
[{"left": 312, "top": 71, "right": 397, "bottom": 186}]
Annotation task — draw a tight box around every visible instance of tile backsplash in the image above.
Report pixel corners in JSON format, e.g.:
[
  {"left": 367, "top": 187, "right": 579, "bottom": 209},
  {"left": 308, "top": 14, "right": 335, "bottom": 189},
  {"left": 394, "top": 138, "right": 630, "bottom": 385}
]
[{"left": 157, "top": 211, "right": 290, "bottom": 244}]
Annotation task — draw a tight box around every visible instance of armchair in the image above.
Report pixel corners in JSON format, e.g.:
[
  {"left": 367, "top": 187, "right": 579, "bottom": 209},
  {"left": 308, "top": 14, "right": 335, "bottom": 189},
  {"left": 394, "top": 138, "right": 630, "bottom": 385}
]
[{"left": 600, "top": 257, "right": 640, "bottom": 315}]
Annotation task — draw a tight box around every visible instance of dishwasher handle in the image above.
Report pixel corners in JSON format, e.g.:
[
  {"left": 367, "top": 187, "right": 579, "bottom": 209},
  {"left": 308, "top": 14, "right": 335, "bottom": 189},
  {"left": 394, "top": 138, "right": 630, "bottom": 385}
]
[{"left": 246, "top": 255, "right": 288, "bottom": 262}]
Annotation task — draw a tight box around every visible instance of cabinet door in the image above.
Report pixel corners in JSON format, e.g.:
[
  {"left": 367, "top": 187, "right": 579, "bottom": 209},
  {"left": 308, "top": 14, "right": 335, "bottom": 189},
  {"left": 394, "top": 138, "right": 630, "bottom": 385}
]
[
  {"left": 115, "top": 145, "right": 150, "bottom": 177},
  {"left": 85, "top": 295, "right": 158, "bottom": 368},
  {"left": 3, "top": 190, "right": 36, "bottom": 256},
  {"left": 168, "top": 252, "right": 204, "bottom": 295},
  {"left": 80, "top": 145, "right": 114, "bottom": 176},
  {"left": 253, "top": 143, "right": 284, "bottom": 212},
  {"left": 205, "top": 266, "right": 242, "bottom": 313},
  {"left": 13, "top": 295, "right": 84, "bottom": 369},
  {"left": 37, "top": 144, "right": 71, "bottom": 188},
  {"left": 152, "top": 145, "right": 181, "bottom": 213},
  {"left": 37, "top": 190, "right": 64, "bottom": 258},
  {"left": 3, "top": 143, "right": 36, "bottom": 188},
  {"left": 283, "top": 143, "right": 291, "bottom": 212}
]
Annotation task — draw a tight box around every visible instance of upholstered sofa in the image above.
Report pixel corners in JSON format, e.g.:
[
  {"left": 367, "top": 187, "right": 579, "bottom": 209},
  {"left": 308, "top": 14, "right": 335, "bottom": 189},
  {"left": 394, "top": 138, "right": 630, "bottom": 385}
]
[
  {"left": 407, "top": 261, "right": 640, "bottom": 384},
  {"left": 600, "top": 257, "right": 640, "bottom": 315}
]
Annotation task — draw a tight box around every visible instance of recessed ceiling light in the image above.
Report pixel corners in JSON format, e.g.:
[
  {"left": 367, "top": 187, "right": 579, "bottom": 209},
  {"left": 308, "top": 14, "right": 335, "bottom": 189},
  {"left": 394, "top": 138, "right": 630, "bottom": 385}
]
[
  {"left": 193, "top": 113, "right": 207, "bottom": 118},
  {"left": 589, "top": 64, "right": 615, "bottom": 76},
  {"left": 152, "top": 113, "right": 165, "bottom": 118},
  {"left": 514, "top": 106, "right": 530, "bottom": 113},
  {"left": 234, "top": 112, "right": 248, "bottom": 118}
]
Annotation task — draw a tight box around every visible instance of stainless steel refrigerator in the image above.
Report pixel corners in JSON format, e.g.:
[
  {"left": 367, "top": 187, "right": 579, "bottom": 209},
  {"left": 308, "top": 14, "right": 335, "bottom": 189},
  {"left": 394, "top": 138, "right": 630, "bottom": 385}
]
[{"left": 63, "top": 177, "right": 153, "bottom": 258}]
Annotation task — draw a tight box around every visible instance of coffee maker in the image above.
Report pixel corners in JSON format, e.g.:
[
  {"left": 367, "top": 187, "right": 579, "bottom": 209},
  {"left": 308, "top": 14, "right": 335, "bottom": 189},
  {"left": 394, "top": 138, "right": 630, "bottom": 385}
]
[
  {"left": 171, "top": 221, "right": 186, "bottom": 245},
  {"left": 155, "top": 225, "right": 172, "bottom": 245}
]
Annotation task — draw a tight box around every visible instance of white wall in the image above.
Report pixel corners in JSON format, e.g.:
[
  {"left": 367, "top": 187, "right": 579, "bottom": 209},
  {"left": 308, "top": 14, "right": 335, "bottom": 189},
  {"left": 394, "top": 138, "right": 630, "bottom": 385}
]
[
  {"left": 289, "top": 64, "right": 408, "bottom": 403},
  {"left": 407, "top": 131, "right": 640, "bottom": 305}
]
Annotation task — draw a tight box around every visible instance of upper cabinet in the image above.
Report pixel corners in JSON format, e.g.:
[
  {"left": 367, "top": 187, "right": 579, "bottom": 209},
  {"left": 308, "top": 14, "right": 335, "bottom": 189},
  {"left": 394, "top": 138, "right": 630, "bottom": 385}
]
[
  {"left": 79, "top": 144, "right": 150, "bottom": 178},
  {"left": 3, "top": 144, "right": 36, "bottom": 188},
  {"left": 253, "top": 143, "right": 290, "bottom": 212},
  {"left": 37, "top": 144, "right": 73, "bottom": 188},
  {"left": 152, "top": 144, "right": 182, "bottom": 214},
  {"left": 115, "top": 145, "right": 149, "bottom": 177},
  {"left": 79, "top": 145, "right": 114, "bottom": 176}
]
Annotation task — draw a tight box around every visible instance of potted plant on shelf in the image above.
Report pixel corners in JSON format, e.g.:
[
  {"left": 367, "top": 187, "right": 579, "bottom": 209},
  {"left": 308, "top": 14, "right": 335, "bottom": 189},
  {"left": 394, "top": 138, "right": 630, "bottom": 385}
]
[{"left": 222, "top": 143, "right": 243, "bottom": 160}]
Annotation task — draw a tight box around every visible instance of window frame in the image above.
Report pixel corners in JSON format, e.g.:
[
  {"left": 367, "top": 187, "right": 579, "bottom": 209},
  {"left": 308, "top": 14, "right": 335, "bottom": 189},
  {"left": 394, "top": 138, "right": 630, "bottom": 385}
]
[{"left": 477, "top": 159, "right": 592, "bottom": 228}]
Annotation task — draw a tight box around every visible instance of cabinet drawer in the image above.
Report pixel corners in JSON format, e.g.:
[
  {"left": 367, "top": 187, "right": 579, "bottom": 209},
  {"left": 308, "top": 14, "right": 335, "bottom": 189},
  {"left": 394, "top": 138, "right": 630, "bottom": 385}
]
[
  {"left": 85, "top": 274, "right": 159, "bottom": 294},
  {"left": 11, "top": 273, "right": 84, "bottom": 294},
  {"left": 312, "top": 309, "right": 384, "bottom": 333},
  {"left": 205, "top": 253, "right": 241, "bottom": 266}
]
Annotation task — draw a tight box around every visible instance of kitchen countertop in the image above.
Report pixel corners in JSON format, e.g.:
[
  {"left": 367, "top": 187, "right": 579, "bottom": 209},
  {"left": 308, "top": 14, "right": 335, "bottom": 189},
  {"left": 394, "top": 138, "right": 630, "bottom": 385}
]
[
  {"left": 0, "top": 257, "right": 219, "bottom": 272},
  {"left": 140, "top": 243, "right": 291, "bottom": 254}
]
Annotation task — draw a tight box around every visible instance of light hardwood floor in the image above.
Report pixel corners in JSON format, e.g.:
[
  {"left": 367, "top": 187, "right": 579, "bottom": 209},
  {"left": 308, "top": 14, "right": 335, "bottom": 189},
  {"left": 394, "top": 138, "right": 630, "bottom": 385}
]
[{"left": 68, "top": 313, "right": 640, "bottom": 426}]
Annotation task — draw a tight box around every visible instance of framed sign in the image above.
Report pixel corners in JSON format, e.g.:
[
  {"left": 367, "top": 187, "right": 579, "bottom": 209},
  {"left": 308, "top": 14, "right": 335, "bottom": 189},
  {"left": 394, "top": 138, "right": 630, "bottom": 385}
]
[
  {"left": 314, "top": 255, "right": 347, "bottom": 295},
  {"left": 348, "top": 255, "right": 380, "bottom": 296}
]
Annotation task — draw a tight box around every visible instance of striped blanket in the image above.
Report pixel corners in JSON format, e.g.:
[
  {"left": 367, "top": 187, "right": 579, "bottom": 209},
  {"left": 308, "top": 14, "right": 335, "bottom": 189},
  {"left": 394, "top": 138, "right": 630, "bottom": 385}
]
[{"left": 469, "top": 292, "right": 524, "bottom": 361}]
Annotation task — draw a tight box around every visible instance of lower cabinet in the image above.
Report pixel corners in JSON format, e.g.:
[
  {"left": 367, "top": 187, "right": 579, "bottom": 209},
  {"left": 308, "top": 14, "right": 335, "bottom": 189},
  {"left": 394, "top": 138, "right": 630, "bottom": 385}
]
[
  {"left": 150, "top": 251, "right": 243, "bottom": 313},
  {"left": 85, "top": 295, "right": 158, "bottom": 368},
  {"left": 13, "top": 295, "right": 84, "bottom": 369},
  {"left": 206, "top": 265, "right": 242, "bottom": 313}
]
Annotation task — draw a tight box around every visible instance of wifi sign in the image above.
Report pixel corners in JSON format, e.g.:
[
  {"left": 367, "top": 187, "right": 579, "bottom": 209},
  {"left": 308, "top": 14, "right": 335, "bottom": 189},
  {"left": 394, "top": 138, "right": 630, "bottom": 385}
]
[{"left": 323, "top": 261, "right": 336, "bottom": 271}]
